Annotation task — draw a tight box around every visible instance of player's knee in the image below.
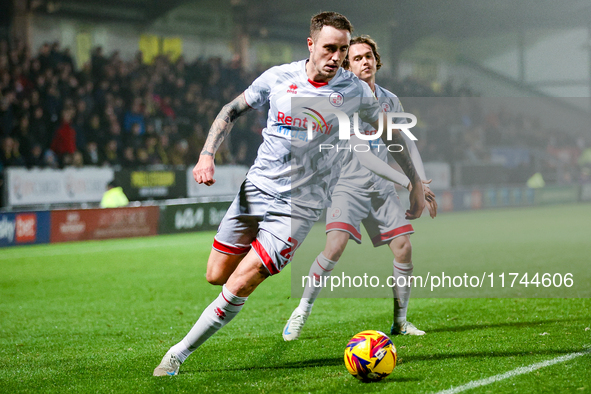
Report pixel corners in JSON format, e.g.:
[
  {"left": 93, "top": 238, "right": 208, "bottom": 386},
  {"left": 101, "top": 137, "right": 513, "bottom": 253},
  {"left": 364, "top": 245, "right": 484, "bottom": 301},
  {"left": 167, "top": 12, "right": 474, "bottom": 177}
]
[
  {"left": 393, "top": 238, "right": 412, "bottom": 263},
  {"left": 206, "top": 269, "right": 227, "bottom": 286}
]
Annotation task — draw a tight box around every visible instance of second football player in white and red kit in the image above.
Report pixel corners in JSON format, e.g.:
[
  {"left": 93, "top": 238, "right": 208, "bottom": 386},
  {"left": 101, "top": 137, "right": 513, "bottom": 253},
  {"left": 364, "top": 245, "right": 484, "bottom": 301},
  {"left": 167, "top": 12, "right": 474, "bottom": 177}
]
[{"left": 283, "top": 35, "right": 437, "bottom": 341}]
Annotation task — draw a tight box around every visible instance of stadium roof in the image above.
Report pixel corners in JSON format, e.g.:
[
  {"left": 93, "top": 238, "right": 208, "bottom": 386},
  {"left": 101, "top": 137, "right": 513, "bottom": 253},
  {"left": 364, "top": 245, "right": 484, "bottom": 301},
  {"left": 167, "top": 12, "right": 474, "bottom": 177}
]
[{"left": 33, "top": 0, "right": 591, "bottom": 44}]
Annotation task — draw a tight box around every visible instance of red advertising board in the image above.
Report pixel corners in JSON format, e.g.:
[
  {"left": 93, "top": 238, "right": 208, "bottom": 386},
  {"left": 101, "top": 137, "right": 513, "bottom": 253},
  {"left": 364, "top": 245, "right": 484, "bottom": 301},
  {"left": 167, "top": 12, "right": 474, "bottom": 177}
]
[
  {"left": 50, "top": 206, "right": 160, "bottom": 243},
  {"left": 16, "top": 213, "right": 37, "bottom": 243},
  {"left": 441, "top": 190, "right": 454, "bottom": 212}
]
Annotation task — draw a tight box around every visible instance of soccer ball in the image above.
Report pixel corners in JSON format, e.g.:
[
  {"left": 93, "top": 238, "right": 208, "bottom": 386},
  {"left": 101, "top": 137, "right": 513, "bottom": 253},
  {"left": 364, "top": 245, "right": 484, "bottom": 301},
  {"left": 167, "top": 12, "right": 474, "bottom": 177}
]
[{"left": 344, "top": 330, "right": 397, "bottom": 382}]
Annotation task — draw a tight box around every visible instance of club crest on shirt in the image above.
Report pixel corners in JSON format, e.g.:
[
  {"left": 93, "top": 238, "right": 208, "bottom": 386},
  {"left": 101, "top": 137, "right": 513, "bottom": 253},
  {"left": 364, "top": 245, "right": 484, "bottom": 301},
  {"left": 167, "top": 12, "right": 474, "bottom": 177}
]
[
  {"left": 330, "top": 207, "right": 342, "bottom": 219},
  {"left": 381, "top": 102, "right": 391, "bottom": 112},
  {"left": 329, "top": 92, "right": 344, "bottom": 107}
]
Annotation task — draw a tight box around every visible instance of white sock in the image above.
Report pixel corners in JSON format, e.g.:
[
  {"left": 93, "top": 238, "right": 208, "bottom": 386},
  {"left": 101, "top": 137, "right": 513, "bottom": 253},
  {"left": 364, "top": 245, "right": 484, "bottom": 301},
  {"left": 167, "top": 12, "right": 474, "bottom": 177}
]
[
  {"left": 170, "top": 284, "right": 247, "bottom": 363},
  {"left": 298, "top": 252, "right": 338, "bottom": 313},
  {"left": 392, "top": 260, "right": 414, "bottom": 323}
]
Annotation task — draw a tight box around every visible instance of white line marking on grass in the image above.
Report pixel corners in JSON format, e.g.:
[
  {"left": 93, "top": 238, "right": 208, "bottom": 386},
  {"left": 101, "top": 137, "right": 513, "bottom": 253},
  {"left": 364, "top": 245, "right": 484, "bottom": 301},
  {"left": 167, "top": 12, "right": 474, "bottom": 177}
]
[{"left": 435, "top": 347, "right": 591, "bottom": 394}]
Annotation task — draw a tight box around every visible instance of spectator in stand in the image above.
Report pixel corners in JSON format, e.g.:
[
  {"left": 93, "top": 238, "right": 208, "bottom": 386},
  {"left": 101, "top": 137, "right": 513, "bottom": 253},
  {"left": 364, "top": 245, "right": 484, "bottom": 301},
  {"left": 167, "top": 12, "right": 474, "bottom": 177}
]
[
  {"left": 16, "top": 37, "right": 582, "bottom": 189},
  {"left": 159, "top": 96, "right": 175, "bottom": 119},
  {"left": 156, "top": 133, "right": 170, "bottom": 165},
  {"left": 103, "top": 139, "right": 121, "bottom": 167},
  {"left": 121, "top": 146, "right": 136, "bottom": 167},
  {"left": 124, "top": 98, "right": 145, "bottom": 135},
  {"left": 28, "top": 143, "right": 45, "bottom": 168},
  {"left": 85, "top": 113, "right": 106, "bottom": 147},
  {"left": 169, "top": 138, "right": 189, "bottom": 166},
  {"left": 1, "top": 136, "right": 25, "bottom": 167},
  {"left": 30, "top": 90, "right": 41, "bottom": 108},
  {"left": 144, "top": 134, "right": 160, "bottom": 165},
  {"left": 43, "top": 149, "right": 59, "bottom": 168},
  {"left": 45, "top": 85, "right": 62, "bottom": 124},
  {"left": 136, "top": 148, "right": 150, "bottom": 167},
  {"left": 73, "top": 100, "right": 88, "bottom": 151},
  {"left": 50, "top": 109, "right": 76, "bottom": 165},
  {"left": 71, "top": 150, "right": 84, "bottom": 168},
  {"left": 126, "top": 122, "right": 143, "bottom": 148},
  {"left": 143, "top": 93, "right": 157, "bottom": 118},
  {"left": 94, "top": 80, "right": 110, "bottom": 112},
  {"left": 82, "top": 141, "right": 103, "bottom": 166},
  {"left": 0, "top": 90, "right": 16, "bottom": 137},
  {"left": 79, "top": 82, "right": 95, "bottom": 114},
  {"left": 15, "top": 96, "right": 31, "bottom": 119},
  {"left": 91, "top": 46, "right": 107, "bottom": 82},
  {"left": 30, "top": 106, "right": 49, "bottom": 149},
  {"left": 37, "top": 43, "right": 51, "bottom": 72},
  {"left": 62, "top": 47, "right": 75, "bottom": 71},
  {"left": 13, "top": 116, "right": 34, "bottom": 165}
]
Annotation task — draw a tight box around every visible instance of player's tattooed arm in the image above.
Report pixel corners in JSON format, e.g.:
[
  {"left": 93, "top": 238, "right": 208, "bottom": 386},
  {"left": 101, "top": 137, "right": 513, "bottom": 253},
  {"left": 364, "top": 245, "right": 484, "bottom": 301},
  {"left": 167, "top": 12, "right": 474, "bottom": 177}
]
[
  {"left": 194, "top": 94, "right": 251, "bottom": 186},
  {"left": 200, "top": 94, "right": 251, "bottom": 156},
  {"left": 383, "top": 132, "right": 421, "bottom": 185},
  {"left": 381, "top": 129, "right": 425, "bottom": 219}
]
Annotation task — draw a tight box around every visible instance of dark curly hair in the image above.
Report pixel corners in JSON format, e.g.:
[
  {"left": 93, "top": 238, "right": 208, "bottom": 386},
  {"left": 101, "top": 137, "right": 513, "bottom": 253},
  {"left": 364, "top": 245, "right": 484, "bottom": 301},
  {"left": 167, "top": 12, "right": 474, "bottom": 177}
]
[{"left": 310, "top": 11, "right": 354, "bottom": 41}]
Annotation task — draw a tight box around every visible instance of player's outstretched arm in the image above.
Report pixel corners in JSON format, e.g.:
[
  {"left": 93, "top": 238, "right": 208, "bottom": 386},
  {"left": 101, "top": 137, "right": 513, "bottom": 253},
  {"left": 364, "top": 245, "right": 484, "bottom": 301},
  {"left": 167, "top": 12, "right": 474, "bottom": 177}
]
[
  {"left": 404, "top": 134, "right": 427, "bottom": 182},
  {"left": 388, "top": 132, "right": 424, "bottom": 219},
  {"left": 351, "top": 135, "right": 410, "bottom": 188},
  {"left": 369, "top": 118, "right": 424, "bottom": 219},
  {"left": 193, "top": 94, "right": 252, "bottom": 186},
  {"left": 400, "top": 133, "right": 437, "bottom": 218}
]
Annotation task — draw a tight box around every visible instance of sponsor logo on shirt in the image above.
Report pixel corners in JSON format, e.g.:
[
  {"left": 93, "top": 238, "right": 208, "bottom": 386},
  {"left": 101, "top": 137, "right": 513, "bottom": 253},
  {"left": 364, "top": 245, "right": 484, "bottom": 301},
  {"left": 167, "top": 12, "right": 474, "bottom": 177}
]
[{"left": 329, "top": 92, "right": 344, "bottom": 107}]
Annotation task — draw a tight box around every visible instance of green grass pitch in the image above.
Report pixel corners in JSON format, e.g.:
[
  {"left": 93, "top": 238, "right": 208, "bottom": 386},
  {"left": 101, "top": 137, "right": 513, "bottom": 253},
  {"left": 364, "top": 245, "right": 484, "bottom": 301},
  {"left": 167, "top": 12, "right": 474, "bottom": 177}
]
[{"left": 1, "top": 203, "right": 590, "bottom": 393}]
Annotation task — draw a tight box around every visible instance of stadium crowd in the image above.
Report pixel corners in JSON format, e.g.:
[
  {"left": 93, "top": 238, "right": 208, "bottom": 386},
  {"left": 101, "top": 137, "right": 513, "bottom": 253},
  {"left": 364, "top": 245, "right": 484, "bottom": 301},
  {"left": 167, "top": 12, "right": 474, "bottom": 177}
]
[
  {"left": 1, "top": 38, "right": 589, "bottom": 186},
  {"left": 0, "top": 38, "right": 265, "bottom": 173}
]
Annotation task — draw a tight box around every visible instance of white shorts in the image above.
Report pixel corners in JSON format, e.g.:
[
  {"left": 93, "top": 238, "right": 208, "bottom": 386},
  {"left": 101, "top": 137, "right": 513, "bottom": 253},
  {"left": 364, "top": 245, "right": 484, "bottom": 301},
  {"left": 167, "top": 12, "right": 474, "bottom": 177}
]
[
  {"left": 214, "top": 179, "right": 322, "bottom": 275},
  {"left": 325, "top": 184, "right": 414, "bottom": 247}
]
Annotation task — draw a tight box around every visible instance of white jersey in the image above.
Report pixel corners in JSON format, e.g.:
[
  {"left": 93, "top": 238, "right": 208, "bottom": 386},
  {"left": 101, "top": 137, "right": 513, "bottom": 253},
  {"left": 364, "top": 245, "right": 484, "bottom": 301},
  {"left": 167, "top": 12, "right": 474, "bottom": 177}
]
[
  {"left": 243, "top": 59, "right": 380, "bottom": 209},
  {"left": 337, "top": 84, "right": 422, "bottom": 192}
]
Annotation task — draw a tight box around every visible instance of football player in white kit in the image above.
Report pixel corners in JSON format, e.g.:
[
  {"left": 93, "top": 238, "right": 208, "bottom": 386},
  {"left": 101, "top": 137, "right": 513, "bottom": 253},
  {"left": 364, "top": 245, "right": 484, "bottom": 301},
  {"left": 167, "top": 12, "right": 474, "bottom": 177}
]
[
  {"left": 154, "top": 13, "right": 425, "bottom": 376},
  {"left": 283, "top": 35, "right": 437, "bottom": 341}
]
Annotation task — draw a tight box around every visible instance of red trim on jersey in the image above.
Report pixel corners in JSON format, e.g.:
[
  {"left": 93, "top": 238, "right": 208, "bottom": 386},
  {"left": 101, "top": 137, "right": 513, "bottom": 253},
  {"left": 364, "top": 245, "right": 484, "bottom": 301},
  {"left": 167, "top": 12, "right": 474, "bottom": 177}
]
[
  {"left": 242, "top": 92, "right": 255, "bottom": 109},
  {"left": 221, "top": 289, "right": 245, "bottom": 307},
  {"left": 308, "top": 78, "right": 328, "bottom": 88},
  {"left": 371, "top": 224, "right": 414, "bottom": 246},
  {"left": 326, "top": 222, "right": 362, "bottom": 241},
  {"left": 252, "top": 239, "right": 279, "bottom": 275},
  {"left": 213, "top": 239, "right": 251, "bottom": 255}
]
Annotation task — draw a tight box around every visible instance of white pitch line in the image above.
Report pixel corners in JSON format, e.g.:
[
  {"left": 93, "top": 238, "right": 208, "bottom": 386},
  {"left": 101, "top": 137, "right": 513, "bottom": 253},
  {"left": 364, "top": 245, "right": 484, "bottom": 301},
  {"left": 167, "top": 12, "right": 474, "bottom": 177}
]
[{"left": 435, "top": 347, "right": 591, "bottom": 394}]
